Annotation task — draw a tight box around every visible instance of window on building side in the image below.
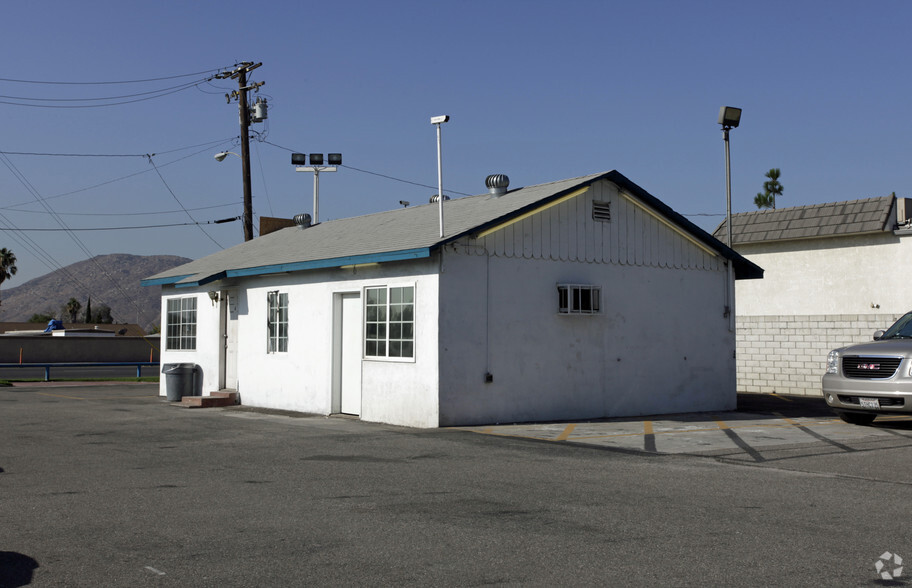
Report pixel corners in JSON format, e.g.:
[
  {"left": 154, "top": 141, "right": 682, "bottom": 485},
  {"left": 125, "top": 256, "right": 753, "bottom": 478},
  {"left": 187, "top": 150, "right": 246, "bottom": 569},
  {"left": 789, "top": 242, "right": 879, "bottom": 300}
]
[
  {"left": 365, "top": 285, "right": 414, "bottom": 359},
  {"left": 267, "top": 291, "right": 288, "bottom": 353},
  {"left": 557, "top": 284, "right": 601, "bottom": 315},
  {"left": 166, "top": 297, "right": 197, "bottom": 350}
]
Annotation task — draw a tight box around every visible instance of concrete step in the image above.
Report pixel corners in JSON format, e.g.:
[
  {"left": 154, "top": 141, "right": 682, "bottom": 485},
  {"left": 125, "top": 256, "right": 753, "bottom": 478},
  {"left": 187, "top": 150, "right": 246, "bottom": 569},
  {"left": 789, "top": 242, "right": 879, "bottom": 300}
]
[{"left": 176, "top": 390, "right": 239, "bottom": 408}]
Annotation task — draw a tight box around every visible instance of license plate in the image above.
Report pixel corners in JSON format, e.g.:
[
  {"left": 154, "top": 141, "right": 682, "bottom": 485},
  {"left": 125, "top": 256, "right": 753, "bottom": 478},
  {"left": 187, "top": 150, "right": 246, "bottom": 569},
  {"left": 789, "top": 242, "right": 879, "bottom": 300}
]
[{"left": 859, "top": 397, "right": 880, "bottom": 409}]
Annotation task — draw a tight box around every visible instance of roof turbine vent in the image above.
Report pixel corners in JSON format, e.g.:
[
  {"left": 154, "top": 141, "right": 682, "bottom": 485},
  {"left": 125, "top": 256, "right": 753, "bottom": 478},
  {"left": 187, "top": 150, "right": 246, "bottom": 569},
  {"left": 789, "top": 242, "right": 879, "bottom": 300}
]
[
  {"left": 486, "top": 174, "right": 510, "bottom": 196},
  {"left": 293, "top": 213, "right": 312, "bottom": 229}
]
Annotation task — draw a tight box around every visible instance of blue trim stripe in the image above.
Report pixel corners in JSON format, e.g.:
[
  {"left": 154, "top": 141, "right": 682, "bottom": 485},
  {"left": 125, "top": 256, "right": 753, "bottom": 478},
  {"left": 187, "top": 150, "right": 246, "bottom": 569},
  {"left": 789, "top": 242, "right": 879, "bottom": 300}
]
[{"left": 156, "top": 248, "right": 432, "bottom": 288}]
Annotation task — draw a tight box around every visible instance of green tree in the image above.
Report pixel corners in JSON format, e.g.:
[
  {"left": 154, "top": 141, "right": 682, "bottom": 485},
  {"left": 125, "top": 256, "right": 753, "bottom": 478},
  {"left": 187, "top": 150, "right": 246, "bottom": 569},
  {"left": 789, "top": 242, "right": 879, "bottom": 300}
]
[
  {"left": 84, "top": 297, "right": 92, "bottom": 323},
  {"left": 28, "top": 311, "right": 55, "bottom": 323},
  {"left": 65, "top": 298, "right": 82, "bottom": 322},
  {"left": 0, "top": 248, "right": 17, "bottom": 306},
  {"left": 94, "top": 303, "right": 113, "bottom": 324},
  {"left": 754, "top": 168, "right": 784, "bottom": 209}
]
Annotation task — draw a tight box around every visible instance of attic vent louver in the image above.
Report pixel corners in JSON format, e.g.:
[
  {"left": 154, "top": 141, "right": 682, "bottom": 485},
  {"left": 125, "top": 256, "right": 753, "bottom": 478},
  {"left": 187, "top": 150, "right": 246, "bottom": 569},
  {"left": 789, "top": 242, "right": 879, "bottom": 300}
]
[
  {"left": 486, "top": 174, "right": 510, "bottom": 196},
  {"left": 592, "top": 200, "right": 611, "bottom": 222},
  {"left": 293, "top": 213, "right": 312, "bottom": 228}
]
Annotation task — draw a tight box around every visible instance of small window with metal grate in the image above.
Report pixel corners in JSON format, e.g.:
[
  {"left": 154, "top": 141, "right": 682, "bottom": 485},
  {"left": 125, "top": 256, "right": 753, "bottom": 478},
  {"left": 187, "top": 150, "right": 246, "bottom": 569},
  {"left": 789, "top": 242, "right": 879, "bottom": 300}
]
[
  {"left": 557, "top": 284, "right": 601, "bottom": 315},
  {"left": 592, "top": 200, "right": 611, "bottom": 222}
]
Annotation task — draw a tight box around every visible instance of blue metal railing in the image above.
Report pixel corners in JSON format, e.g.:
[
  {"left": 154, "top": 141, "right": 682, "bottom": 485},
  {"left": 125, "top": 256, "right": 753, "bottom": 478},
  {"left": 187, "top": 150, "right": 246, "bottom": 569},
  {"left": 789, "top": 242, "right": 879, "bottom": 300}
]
[{"left": 0, "top": 362, "right": 158, "bottom": 381}]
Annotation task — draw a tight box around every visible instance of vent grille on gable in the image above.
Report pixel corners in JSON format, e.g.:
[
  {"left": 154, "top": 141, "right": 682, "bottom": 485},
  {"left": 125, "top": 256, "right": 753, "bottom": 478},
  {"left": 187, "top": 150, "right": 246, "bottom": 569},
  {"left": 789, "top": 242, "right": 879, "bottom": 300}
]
[{"left": 592, "top": 201, "right": 611, "bottom": 222}]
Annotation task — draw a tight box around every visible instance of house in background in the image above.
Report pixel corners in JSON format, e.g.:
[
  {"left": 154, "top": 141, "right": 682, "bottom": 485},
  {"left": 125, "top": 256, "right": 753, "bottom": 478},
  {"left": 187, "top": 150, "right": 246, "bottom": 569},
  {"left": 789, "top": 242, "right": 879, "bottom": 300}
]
[
  {"left": 144, "top": 170, "right": 762, "bottom": 428},
  {"left": 714, "top": 195, "right": 912, "bottom": 396}
]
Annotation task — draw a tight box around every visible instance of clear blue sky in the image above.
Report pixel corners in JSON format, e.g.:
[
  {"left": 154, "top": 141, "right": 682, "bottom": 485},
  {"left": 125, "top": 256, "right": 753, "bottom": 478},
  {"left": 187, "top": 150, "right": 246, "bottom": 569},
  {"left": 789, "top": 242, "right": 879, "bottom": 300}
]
[{"left": 0, "top": 0, "right": 909, "bottom": 286}]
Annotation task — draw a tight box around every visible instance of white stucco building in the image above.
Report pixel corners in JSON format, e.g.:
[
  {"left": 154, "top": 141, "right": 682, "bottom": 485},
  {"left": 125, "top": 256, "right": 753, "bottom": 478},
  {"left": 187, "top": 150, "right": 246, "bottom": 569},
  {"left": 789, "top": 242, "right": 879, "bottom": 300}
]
[
  {"left": 714, "top": 195, "right": 912, "bottom": 396},
  {"left": 144, "top": 171, "right": 762, "bottom": 427}
]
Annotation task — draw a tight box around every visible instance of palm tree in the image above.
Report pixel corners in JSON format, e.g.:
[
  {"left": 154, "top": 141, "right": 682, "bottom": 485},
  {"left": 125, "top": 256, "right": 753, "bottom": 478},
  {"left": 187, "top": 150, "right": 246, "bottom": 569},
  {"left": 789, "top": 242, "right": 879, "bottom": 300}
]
[
  {"left": 65, "top": 298, "right": 82, "bottom": 323},
  {"left": 754, "top": 168, "right": 784, "bottom": 209},
  {"left": 0, "top": 248, "right": 17, "bottom": 306}
]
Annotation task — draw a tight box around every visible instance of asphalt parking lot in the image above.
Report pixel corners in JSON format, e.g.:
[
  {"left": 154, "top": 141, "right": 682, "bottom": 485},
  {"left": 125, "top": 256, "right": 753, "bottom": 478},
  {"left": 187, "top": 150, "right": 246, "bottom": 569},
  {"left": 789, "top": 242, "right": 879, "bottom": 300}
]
[{"left": 2, "top": 383, "right": 912, "bottom": 586}]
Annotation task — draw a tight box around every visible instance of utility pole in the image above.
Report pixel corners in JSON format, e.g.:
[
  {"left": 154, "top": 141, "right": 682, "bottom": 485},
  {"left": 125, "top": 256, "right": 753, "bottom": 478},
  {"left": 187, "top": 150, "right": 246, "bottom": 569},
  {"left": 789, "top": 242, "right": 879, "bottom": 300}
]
[{"left": 216, "top": 62, "right": 266, "bottom": 242}]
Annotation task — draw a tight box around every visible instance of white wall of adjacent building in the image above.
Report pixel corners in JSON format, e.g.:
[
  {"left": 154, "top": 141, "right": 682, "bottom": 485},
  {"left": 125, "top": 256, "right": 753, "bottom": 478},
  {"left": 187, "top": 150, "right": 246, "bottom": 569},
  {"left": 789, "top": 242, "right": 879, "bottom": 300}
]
[
  {"left": 733, "top": 232, "right": 912, "bottom": 395},
  {"left": 735, "top": 233, "right": 912, "bottom": 316}
]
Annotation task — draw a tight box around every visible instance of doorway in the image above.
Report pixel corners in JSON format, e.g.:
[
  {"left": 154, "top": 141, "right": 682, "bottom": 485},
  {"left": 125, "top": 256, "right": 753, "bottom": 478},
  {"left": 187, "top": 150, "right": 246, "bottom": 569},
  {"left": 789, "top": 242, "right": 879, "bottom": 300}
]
[
  {"left": 219, "top": 290, "right": 239, "bottom": 391},
  {"left": 333, "top": 292, "right": 362, "bottom": 416}
]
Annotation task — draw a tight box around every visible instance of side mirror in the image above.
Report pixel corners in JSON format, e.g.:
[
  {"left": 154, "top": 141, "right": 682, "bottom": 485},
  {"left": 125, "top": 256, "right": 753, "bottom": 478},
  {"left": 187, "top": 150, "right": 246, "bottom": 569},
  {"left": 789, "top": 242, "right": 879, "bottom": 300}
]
[{"left": 873, "top": 330, "right": 885, "bottom": 341}]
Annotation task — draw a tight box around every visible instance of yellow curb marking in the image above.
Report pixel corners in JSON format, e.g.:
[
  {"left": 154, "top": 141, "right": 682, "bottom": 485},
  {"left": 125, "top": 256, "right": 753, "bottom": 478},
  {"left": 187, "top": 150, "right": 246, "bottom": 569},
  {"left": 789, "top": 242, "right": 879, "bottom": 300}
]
[
  {"left": 555, "top": 423, "right": 577, "bottom": 441},
  {"left": 643, "top": 421, "right": 654, "bottom": 436}
]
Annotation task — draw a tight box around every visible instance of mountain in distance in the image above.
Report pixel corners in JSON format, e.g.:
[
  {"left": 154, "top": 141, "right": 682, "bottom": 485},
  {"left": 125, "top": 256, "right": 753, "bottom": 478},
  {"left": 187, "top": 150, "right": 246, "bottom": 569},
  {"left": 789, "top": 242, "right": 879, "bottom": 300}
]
[{"left": 0, "top": 254, "right": 191, "bottom": 332}]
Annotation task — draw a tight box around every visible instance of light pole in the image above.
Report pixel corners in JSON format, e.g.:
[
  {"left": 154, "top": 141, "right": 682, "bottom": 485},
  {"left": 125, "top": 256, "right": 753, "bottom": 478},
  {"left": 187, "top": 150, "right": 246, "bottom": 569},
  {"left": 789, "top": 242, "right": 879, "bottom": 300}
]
[
  {"left": 431, "top": 115, "right": 450, "bottom": 238},
  {"left": 718, "top": 106, "right": 741, "bottom": 332},
  {"left": 292, "top": 153, "right": 341, "bottom": 224}
]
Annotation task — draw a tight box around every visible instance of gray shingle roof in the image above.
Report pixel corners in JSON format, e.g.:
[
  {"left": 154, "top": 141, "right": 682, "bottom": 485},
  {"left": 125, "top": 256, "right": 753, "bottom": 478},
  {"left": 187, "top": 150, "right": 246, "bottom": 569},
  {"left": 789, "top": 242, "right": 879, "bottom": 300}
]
[
  {"left": 712, "top": 196, "right": 895, "bottom": 245},
  {"left": 144, "top": 170, "right": 763, "bottom": 286}
]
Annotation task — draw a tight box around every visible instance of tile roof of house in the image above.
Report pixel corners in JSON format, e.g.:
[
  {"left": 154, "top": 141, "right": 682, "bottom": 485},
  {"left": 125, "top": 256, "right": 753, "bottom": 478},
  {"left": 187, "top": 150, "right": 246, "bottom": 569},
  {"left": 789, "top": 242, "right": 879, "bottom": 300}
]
[
  {"left": 712, "top": 196, "right": 895, "bottom": 245},
  {"left": 144, "top": 170, "right": 763, "bottom": 286}
]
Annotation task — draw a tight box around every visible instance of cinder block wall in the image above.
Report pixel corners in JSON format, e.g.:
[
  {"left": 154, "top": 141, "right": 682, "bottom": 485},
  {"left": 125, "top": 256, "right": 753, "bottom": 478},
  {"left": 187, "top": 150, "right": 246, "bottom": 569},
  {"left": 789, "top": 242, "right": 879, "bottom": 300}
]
[{"left": 736, "top": 314, "right": 901, "bottom": 396}]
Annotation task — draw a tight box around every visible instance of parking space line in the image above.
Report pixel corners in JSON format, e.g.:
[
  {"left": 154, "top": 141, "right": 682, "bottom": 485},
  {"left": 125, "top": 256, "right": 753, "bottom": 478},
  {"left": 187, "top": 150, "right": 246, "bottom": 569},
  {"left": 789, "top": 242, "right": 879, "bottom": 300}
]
[
  {"left": 643, "top": 420, "right": 656, "bottom": 453},
  {"left": 555, "top": 424, "right": 576, "bottom": 441},
  {"left": 34, "top": 391, "right": 91, "bottom": 400},
  {"left": 774, "top": 411, "right": 857, "bottom": 452}
]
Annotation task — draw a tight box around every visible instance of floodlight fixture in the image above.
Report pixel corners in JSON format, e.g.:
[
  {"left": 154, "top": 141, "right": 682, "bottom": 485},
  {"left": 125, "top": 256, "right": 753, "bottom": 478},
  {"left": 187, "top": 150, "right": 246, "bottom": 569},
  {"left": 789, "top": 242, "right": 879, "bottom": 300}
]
[
  {"left": 327, "top": 153, "right": 342, "bottom": 165},
  {"left": 718, "top": 106, "right": 741, "bottom": 129},
  {"left": 291, "top": 153, "right": 307, "bottom": 165},
  {"left": 430, "top": 115, "right": 450, "bottom": 124},
  {"left": 309, "top": 153, "right": 323, "bottom": 166}
]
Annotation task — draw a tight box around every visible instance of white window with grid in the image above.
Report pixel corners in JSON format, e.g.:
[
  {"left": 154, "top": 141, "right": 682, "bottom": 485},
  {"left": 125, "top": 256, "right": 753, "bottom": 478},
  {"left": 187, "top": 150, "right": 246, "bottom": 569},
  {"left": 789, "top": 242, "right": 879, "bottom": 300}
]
[
  {"left": 166, "top": 297, "right": 197, "bottom": 350},
  {"left": 267, "top": 291, "right": 288, "bottom": 353},
  {"left": 364, "top": 285, "right": 414, "bottom": 359}
]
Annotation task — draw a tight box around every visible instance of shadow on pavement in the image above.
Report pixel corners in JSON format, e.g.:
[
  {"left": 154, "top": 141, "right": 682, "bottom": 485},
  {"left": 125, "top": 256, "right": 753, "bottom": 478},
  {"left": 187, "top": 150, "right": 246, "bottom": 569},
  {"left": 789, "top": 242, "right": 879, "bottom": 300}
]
[{"left": 0, "top": 551, "right": 39, "bottom": 588}]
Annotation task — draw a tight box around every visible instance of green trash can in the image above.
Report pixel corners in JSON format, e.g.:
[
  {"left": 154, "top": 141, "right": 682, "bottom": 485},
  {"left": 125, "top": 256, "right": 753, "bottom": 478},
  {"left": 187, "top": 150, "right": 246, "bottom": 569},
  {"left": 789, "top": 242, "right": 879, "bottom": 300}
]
[{"left": 163, "top": 363, "right": 195, "bottom": 401}]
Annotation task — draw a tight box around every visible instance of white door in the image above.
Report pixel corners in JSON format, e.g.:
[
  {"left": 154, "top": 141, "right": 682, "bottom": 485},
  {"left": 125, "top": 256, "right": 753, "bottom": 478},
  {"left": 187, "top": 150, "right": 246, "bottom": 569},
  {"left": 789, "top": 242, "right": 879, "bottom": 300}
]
[
  {"left": 340, "top": 293, "right": 362, "bottom": 416},
  {"left": 221, "top": 291, "right": 239, "bottom": 390}
]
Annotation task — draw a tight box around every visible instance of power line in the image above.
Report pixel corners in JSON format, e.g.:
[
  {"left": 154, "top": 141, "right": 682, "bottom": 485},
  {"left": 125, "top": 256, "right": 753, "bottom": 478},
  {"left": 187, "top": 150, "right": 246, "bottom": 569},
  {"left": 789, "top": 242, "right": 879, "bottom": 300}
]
[
  {"left": 6, "top": 202, "right": 239, "bottom": 217},
  {"left": 0, "top": 67, "right": 232, "bottom": 85},
  {"left": 0, "top": 152, "right": 164, "bottom": 327},
  {"left": 0, "top": 79, "right": 207, "bottom": 103},
  {"left": 147, "top": 155, "right": 224, "bottom": 248},
  {"left": 1, "top": 217, "right": 239, "bottom": 231},
  {"left": 0, "top": 137, "right": 236, "bottom": 159},
  {"left": 0, "top": 85, "right": 201, "bottom": 109},
  {"left": 0, "top": 138, "right": 237, "bottom": 210}
]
